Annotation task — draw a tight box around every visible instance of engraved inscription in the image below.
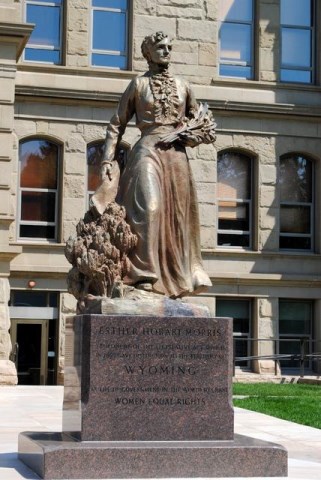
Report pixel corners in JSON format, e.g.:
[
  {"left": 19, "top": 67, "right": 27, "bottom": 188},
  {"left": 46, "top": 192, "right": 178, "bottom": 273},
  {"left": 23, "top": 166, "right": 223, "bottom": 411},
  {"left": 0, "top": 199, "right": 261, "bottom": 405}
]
[
  {"left": 123, "top": 365, "right": 197, "bottom": 375},
  {"left": 98, "top": 326, "right": 222, "bottom": 338},
  {"left": 90, "top": 319, "right": 229, "bottom": 410},
  {"left": 114, "top": 397, "right": 207, "bottom": 406}
]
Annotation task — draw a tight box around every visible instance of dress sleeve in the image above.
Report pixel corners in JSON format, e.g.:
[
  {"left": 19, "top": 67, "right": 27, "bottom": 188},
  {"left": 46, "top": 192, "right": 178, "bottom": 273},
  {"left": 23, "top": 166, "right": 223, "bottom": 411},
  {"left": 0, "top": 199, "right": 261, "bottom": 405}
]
[
  {"left": 102, "top": 78, "right": 136, "bottom": 163},
  {"left": 185, "top": 81, "right": 198, "bottom": 118}
]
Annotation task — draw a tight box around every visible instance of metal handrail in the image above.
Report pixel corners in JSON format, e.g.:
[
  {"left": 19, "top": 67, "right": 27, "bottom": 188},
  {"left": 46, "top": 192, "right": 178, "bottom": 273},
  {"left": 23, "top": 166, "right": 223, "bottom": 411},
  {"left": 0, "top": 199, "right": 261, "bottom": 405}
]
[{"left": 232, "top": 337, "right": 321, "bottom": 377}]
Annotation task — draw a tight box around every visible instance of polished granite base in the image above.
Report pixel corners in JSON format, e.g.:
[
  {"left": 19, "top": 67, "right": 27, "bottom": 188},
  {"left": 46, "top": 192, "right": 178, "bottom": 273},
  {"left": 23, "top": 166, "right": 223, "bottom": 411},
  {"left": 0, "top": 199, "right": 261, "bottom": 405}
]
[
  {"left": 63, "top": 315, "right": 234, "bottom": 442},
  {"left": 18, "top": 431, "right": 288, "bottom": 479}
]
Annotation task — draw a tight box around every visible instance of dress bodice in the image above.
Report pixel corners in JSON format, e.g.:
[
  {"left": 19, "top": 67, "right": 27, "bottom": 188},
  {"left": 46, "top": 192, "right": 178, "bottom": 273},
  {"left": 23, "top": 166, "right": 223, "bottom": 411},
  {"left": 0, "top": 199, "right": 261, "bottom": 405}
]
[
  {"left": 103, "top": 71, "right": 198, "bottom": 162},
  {"left": 133, "top": 75, "right": 189, "bottom": 131}
]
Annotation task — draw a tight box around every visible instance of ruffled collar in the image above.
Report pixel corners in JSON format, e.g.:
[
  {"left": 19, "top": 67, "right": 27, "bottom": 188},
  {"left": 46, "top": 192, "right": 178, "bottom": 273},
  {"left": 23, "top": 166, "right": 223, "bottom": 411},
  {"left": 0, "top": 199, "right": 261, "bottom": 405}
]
[{"left": 149, "top": 68, "right": 180, "bottom": 124}]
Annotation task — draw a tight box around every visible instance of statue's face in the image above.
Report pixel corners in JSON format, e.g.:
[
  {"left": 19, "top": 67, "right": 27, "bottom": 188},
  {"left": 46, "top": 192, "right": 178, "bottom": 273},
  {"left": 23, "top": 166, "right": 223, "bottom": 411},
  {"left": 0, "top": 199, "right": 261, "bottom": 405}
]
[{"left": 148, "top": 37, "right": 172, "bottom": 66}]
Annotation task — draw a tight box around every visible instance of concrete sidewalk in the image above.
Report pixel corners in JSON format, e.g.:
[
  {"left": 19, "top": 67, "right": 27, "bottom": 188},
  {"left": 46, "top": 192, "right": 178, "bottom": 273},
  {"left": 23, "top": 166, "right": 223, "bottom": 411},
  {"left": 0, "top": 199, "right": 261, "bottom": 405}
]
[{"left": 0, "top": 386, "right": 320, "bottom": 480}]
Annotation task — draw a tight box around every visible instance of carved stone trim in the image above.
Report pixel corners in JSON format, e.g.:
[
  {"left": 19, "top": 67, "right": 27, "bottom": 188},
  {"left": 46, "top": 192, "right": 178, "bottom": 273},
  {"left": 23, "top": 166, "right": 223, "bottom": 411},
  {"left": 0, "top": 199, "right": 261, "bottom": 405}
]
[{"left": 0, "top": 22, "right": 34, "bottom": 60}]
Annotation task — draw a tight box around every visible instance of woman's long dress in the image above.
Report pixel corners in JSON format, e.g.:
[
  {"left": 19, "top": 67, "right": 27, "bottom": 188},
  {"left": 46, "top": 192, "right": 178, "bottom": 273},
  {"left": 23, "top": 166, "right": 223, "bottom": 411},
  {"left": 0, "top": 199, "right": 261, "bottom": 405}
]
[{"left": 103, "top": 72, "right": 211, "bottom": 298}]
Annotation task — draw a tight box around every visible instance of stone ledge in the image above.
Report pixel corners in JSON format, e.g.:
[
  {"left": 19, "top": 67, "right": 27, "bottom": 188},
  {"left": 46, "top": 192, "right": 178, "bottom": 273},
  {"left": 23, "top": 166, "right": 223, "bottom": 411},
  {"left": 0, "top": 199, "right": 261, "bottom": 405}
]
[
  {"left": 0, "top": 22, "right": 34, "bottom": 60},
  {"left": 0, "top": 244, "right": 22, "bottom": 260},
  {"left": 18, "top": 432, "right": 287, "bottom": 479},
  {"left": 17, "top": 63, "right": 136, "bottom": 79}
]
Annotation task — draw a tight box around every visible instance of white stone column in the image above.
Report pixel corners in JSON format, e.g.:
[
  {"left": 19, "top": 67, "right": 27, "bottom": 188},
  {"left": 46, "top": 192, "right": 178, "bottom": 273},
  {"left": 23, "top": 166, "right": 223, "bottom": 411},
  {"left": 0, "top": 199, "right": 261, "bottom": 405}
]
[
  {"left": 0, "top": 21, "right": 33, "bottom": 384},
  {"left": 253, "top": 297, "right": 280, "bottom": 375},
  {"left": 0, "top": 278, "right": 17, "bottom": 384},
  {"left": 59, "top": 293, "right": 77, "bottom": 385},
  {"left": 259, "top": 0, "right": 280, "bottom": 82}
]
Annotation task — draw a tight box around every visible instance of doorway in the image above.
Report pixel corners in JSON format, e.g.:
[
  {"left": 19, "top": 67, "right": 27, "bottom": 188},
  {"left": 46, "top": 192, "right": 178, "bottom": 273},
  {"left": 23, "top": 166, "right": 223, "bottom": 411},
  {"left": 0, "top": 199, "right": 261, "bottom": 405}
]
[
  {"left": 10, "top": 319, "right": 49, "bottom": 385},
  {"left": 9, "top": 290, "right": 59, "bottom": 385}
]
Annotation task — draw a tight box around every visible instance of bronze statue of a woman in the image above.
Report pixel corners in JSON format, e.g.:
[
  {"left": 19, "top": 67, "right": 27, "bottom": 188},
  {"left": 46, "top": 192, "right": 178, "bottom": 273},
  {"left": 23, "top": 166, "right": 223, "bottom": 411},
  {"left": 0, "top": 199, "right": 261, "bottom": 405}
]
[
  {"left": 66, "top": 32, "right": 216, "bottom": 309},
  {"left": 97, "top": 32, "right": 215, "bottom": 298}
]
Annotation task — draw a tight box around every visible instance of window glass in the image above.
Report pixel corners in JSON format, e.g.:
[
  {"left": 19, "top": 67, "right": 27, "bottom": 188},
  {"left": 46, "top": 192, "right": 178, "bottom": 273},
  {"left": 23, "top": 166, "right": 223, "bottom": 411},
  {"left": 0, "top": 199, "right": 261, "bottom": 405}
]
[
  {"left": 91, "top": 0, "right": 128, "bottom": 69},
  {"left": 280, "top": 155, "right": 312, "bottom": 203},
  {"left": 282, "top": 29, "right": 311, "bottom": 68},
  {"left": 217, "top": 151, "right": 252, "bottom": 248},
  {"left": 219, "top": 0, "right": 253, "bottom": 79},
  {"left": 279, "top": 237, "right": 311, "bottom": 250},
  {"left": 279, "top": 300, "right": 312, "bottom": 369},
  {"left": 19, "top": 225, "right": 56, "bottom": 239},
  {"left": 219, "top": 65, "right": 252, "bottom": 78},
  {"left": 25, "top": 0, "right": 62, "bottom": 65},
  {"left": 281, "top": 0, "right": 311, "bottom": 26},
  {"left": 19, "top": 139, "right": 59, "bottom": 241},
  {"left": 12, "top": 291, "right": 47, "bottom": 307},
  {"left": 25, "top": 49, "right": 61, "bottom": 63},
  {"left": 92, "top": 54, "right": 127, "bottom": 69},
  {"left": 219, "top": 203, "right": 250, "bottom": 230},
  {"left": 49, "top": 292, "right": 58, "bottom": 307},
  {"left": 220, "top": 23, "right": 252, "bottom": 63},
  {"left": 279, "top": 300, "right": 311, "bottom": 335},
  {"left": 280, "top": 206, "right": 310, "bottom": 234},
  {"left": 93, "top": 0, "right": 127, "bottom": 8},
  {"left": 11, "top": 290, "right": 58, "bottom": 308},
  {"left": 216, "top": 299, "right": 249, "bottom": 329},
  {"left": 27, "top": 5, "right": 61, "bottom": 46},
  {"left": 280, "top": 0, "right": 313, "bottom": 83},
  {"left": 216, "top": 298, "right": 251, "bottom": 368},
  {"left": 279, "top": 154, "right": 313, "bottom": 250},
  {"left": 21, "top": 192, "right": 56, "bottom": 222},
  {"left": 20, "top": 140, "right": 58, "bottom": 189},
  {"left": 280, "top": 69, "right": 311, "bottom": 83},
  {"left": 218, "top": 153, "right": 251, "bottom": 199},
  {"left": 92, "top": 11, "right": 126, "bottom": 52},
  {"left": 87, "top": 142, "right": 104, "bottom": 193}
]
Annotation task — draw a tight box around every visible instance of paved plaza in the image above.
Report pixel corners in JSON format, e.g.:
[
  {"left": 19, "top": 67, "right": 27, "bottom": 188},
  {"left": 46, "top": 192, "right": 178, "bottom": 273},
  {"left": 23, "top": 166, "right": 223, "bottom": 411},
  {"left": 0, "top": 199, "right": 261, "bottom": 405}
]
[{"left": 0, "top": 386, "right": 320, "bottom": 480}]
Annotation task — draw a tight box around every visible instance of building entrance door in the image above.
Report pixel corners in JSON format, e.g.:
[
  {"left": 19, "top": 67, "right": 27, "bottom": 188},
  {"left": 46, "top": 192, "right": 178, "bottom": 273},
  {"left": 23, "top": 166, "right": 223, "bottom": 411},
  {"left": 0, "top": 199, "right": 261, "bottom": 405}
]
[{"left": 10, "top": 319, "right": 48, "bottom": 385}]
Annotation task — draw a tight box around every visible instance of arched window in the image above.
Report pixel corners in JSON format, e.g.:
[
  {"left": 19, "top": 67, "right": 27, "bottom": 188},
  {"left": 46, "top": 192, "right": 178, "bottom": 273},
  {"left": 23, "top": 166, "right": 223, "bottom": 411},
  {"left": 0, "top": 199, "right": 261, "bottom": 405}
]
[
  {"left": 19, "top": 139, "right": 60, "bottom": 240},
  {"left": 87, "top": 141, "right": 128, "bottom": 207},
  {"left": 279, "top": 154, "right": 314, "bottom": 250},
  {"left": 217, "top": 151, "right": 252, "bottom": 248}
]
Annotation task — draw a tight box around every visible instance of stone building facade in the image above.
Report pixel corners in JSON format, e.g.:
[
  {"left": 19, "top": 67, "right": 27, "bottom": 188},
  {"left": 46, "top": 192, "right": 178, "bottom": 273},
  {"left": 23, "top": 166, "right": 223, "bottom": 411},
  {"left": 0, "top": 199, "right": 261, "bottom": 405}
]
[{"left": 0, "top": 0, "right": 321, "bottom": 384}]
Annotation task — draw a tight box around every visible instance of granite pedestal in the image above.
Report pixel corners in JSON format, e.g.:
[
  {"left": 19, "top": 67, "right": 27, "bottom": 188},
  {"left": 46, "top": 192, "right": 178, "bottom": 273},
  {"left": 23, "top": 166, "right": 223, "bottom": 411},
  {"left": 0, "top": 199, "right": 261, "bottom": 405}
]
[{"left": 18, "top": 313, "right": 287, "bottom": 478}]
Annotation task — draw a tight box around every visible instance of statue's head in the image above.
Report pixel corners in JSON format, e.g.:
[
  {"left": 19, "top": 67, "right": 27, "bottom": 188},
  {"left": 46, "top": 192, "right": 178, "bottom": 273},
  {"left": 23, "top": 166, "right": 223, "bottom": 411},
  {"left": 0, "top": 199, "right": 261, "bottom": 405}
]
[{"left": 141, "top": 31, "right": 172, "bottom": 67}]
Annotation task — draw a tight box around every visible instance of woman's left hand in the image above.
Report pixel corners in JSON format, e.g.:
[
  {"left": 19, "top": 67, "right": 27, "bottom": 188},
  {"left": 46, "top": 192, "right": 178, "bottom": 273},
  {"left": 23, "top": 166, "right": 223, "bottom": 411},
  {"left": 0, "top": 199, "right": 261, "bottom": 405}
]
[{"left": 178, "top": 132, "right": 202, "bottom": 148}]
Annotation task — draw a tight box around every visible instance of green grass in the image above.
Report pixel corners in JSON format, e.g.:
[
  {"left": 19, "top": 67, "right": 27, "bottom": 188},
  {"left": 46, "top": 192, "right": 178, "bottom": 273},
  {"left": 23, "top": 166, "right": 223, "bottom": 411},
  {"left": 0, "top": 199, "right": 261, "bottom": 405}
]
[{"left": 233, "top": 383, "right": 321, "bottom": 429}]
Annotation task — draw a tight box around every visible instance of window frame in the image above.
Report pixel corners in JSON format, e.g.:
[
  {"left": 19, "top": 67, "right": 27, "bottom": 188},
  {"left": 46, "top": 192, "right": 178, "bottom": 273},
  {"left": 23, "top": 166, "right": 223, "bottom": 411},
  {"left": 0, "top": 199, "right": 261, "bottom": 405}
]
[
  {"left": 279, "top": 153, "right": 314, "bottom": 252},
  {"left": 278, "top": 299, "right": 313, "bottom": 370},
  {"left": 280, "top": 0, "right": 315, "bottom": 84},
  {"left": 216, "top": 297, "right": 252, "bottom": 370},
  {"left": 24, "top": 0, "right": 64, "bottom": 65},
  {"left": 18, "top": 138, "right": 60, "bottom": 242},
  {"left": 90, "top": 0, "right": 129, "bottom": 70},
  {"left": 217, "top": 150, "right": 253, "bottom": 249},
  {"left": 218, "top": 0, "right": 256, "bottom": 80}
]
